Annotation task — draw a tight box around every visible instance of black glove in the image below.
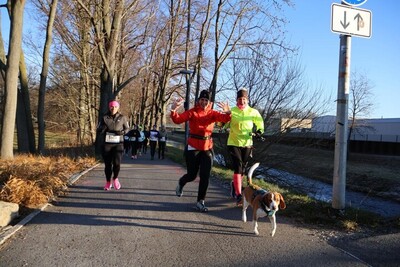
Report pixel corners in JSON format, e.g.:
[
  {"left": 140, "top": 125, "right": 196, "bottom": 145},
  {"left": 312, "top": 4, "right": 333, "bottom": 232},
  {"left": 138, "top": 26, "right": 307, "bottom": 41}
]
[{"left": 255, "top": 130, "right": 265, "bottom": 141}]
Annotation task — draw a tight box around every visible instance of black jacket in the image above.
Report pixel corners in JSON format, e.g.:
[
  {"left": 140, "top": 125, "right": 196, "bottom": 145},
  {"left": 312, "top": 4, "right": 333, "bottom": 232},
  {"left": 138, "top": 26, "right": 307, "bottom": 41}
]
[{"left": 97, "top": 112, "right": 130, "bottom": 143}]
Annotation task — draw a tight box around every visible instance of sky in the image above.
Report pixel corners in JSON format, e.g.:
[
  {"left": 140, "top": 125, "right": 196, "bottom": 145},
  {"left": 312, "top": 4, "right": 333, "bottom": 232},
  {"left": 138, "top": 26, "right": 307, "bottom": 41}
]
[
  {"left": 1, "top": 1, "right": 399, "bottom": 119},
  {"left": 283, "top": 0, "right": 400, "bottom": 119}
]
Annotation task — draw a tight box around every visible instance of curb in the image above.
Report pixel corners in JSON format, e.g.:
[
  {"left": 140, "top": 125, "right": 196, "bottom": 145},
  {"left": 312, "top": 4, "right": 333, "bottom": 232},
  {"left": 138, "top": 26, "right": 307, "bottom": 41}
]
[{"left": 0, "top": 163, "right": 100, "bottom": 246}]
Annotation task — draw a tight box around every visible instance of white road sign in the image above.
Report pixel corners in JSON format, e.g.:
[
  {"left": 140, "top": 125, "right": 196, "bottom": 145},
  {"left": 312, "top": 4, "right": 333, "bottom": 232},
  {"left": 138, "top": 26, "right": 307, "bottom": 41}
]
[{"left": 331, "top": 3, "right": 372, "bottom": 38}]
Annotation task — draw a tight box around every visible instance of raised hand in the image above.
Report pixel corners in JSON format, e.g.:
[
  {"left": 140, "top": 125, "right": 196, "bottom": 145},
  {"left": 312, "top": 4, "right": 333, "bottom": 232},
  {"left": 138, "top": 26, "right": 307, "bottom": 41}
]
[
  {"left": 171, "top": 97, "right": 184, "bottom": 112},
  {"left": 217, "top": 101, "right": 231, "bottom": 113}
]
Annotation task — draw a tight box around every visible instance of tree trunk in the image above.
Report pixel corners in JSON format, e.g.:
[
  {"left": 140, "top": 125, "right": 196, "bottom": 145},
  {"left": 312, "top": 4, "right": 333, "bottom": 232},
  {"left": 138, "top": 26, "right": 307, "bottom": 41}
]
[
  {"left": 0, "top": 0, "right": 26, "bottom": 159},
  {"left": 0, "top": 12, "right": 6, "bottom": 79},
  {"left": 37, "top": 0, "right": 58, "bottom": 154},
  {"left": 16, "top": 52, "right": 36, "bottom": 154},
  {"left": 194, "top": 0, "right": 212, "bottom": 102},
  {"left": 0, "top": 12, "right": 7, "bottom": 144}
]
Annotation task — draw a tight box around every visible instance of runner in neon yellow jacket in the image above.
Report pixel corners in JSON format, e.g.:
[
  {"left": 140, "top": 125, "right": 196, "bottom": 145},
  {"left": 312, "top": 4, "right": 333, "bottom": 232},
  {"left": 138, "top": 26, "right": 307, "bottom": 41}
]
[{"left": 226, "top": 88, "right": 264, "bottom": 205}]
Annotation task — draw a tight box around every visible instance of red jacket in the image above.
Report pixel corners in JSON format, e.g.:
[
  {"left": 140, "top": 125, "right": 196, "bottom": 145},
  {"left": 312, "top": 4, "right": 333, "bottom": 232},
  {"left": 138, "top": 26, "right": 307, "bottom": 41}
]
[{"left": 171, "top": 103, "right": 231, "bottom": 151}]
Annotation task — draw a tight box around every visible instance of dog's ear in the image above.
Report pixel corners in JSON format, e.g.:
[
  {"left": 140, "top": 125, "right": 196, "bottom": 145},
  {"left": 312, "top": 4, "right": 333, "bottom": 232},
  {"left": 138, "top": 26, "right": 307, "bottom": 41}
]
[{"left": 276, "top": 193, "right": 286, "bottom": 210}]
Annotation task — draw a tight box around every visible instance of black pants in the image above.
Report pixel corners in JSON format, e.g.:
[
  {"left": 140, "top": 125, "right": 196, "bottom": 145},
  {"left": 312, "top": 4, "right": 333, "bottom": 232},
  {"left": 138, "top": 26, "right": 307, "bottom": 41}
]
[
  {"left": 158, "top": 141, "right": 166, "bottom": 159},
  {"left": 150, "top": 140, "right": 157, "bottom": 158},
  {"left": 123, "top": 140, "right": 130, "bottom": 154},
  {"left": 102, "top": 143, "right": 124, "bottom": 181},
  {"left": 228, "top": 146, "right": 252, "bottom": 175},
  {"left": 131, "top": 141, "right": 139, "bottom": 156},
  {"left": 178, "top": 149, "right": 213, "bottom": 202},
  {"left": 142, "top": 139, "right": 148, "bottom": 154}
]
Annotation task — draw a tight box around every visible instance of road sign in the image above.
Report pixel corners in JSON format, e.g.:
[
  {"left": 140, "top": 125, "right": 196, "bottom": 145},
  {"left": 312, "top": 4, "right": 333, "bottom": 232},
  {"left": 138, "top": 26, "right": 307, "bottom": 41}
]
[
  {"left": 331, "top": 3, "right": 372, "bottom": 38},
  {"left": 342, "top": 0, "right": 367, "bottom": 6}
]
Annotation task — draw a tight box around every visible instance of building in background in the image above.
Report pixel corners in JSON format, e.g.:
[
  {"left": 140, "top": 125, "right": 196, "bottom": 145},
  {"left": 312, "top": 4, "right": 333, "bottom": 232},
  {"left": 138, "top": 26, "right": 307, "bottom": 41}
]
[{"left": 311, "top": 116, "right": 400, "bottom": 143}]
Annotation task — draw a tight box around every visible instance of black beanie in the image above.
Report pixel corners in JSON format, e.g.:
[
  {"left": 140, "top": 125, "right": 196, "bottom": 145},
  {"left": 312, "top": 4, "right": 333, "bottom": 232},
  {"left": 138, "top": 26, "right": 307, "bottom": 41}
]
[
  {"left": 237, "top": 89, "right": 249, "bottom": 99},
  {"left": 199, "top": 90, "right": 211, "bottom": 100}
]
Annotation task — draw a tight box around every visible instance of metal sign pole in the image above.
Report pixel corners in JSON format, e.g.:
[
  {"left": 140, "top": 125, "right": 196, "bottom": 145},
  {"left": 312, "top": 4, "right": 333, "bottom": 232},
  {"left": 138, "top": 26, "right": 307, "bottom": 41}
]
[
  {"left": 332, "top": 33, "right": 351, "bottom": 210},
  {"left": 180, "top": 69, "right": 194, "bottom": 148},
  {"left": 184, "top": 75, "right": 190, "bottom": 147}
]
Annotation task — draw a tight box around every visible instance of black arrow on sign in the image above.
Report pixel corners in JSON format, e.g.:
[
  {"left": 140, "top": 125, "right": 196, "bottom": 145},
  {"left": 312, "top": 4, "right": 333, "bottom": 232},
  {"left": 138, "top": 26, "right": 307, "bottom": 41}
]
[{"left": 340, "top": 11, "right": 350, "bottom": 29}]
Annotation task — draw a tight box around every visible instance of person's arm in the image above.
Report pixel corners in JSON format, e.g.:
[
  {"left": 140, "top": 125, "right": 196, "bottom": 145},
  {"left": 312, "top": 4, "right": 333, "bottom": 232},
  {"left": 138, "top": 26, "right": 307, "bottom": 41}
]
[
  {"left": 212, "top": 101, "right": 232, "bottom": 123},
  {"left": 123, "top": 117, "right": 130, "bottom": 134},
  {"left": 253, "top": 110, "right": 264, "bottom": 134},
  {"left": 170, "top": 97, "right": 184, "bottom": 112},
  {"left": 170, "top": 97, "right": 192, "bottom": 124},
  {"left": 216, "top": 101, "right": 231, "bottom": 115},
  {"left": 97, "top": 117, "right": 107, "bottom": 134}
]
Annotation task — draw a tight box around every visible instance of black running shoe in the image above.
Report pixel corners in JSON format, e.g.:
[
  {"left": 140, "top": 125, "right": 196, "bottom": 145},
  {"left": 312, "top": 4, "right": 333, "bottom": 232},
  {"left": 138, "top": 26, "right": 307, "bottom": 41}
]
[
  {"left": 236, "top": 194, "right": 243, "bottom": 206},
  {"left": 230, "top": 181, "right": 236, "bottom": 198},
  {"left": 196, "top": 200, "right": 208, "bottom": 212},
  {"left": 176, "top": 184, "right": 183, "bottom": 197}
]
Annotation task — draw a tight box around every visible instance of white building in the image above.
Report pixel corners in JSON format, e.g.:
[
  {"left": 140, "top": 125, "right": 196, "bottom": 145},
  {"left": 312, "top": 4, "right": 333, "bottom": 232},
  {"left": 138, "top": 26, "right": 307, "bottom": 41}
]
[{"left": 311, "top": 116, "right": 400, "bottom": 143}]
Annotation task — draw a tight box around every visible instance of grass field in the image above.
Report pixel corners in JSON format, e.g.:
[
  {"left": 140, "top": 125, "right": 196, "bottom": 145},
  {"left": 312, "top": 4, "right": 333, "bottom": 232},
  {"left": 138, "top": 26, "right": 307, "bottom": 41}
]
[
  {"left": 168, "top": 133, "right": 400, "bottom": 232},
  {"left": 169, "top": 132, "right": 400, "bottom": 202},
  {"left": 252, "top": 142, "right": 400, "bottom": 202}
]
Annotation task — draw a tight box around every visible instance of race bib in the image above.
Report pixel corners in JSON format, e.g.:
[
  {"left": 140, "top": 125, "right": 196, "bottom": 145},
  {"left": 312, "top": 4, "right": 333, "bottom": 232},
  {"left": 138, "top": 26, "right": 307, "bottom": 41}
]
[
  {"left": 160, "top": 137, "right": 166, "bottom": 141},
  {"left": 105, "top": 132, "right": 121, "bottom": 143},
  {"left": 129, "top": 137, "right": 136, "bottom": 141}
]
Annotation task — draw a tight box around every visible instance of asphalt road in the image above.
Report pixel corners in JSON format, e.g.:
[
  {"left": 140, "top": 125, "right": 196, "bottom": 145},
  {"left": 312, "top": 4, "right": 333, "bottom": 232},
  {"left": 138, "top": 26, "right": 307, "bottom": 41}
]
[{"left": 0, "top": 152, "right": 398, "bottom": 267}]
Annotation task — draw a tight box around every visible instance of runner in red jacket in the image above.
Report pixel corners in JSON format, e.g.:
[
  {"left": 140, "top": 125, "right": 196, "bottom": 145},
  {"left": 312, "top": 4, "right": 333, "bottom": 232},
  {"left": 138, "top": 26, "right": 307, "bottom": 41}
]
[{"left": 170, "top": 90, "right": 231, "bottom": 212}]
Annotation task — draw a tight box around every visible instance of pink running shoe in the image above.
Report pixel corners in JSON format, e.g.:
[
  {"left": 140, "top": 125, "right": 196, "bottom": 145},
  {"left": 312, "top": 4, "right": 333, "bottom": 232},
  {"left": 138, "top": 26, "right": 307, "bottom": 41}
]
[
  {"left": 104, "top": 181, "right": 112, "bottom": 190},
  {"left": 113, "top": 178, "right": 121, "bottom": 190}
]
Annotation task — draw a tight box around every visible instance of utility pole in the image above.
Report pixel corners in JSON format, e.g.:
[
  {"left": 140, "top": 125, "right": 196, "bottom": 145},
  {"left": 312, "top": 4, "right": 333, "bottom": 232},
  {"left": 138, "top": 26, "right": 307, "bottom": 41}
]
[
  {"left": 180, "top": 69, "right": 194, "bottom": 147},
  {"left": 332, "top": 34, "right": 351, "bottom": 210},
  {"left": 331, "top": 0, "right": 371, "bottom": 211},
  {"left": 180, "top": 0, "right": 195, "bottom": 148}
]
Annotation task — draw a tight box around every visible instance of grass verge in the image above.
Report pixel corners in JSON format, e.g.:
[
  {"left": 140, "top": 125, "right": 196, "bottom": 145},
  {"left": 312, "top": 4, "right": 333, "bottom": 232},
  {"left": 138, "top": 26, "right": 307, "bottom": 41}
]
[{"left": 166, "top": 144, "right": 400, "bottom": 233}]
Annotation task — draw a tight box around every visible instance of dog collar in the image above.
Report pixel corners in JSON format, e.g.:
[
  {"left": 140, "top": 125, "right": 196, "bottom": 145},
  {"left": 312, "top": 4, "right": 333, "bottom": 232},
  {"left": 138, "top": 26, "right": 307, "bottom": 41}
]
[{"left": 260, "top": 201, "right": 273, "bottom": 216}]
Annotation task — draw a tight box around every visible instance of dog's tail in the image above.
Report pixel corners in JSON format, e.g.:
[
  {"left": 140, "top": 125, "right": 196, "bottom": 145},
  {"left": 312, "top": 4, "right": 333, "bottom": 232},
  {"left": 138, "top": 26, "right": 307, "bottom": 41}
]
[{"left": 247, "top": 162, "right": 260, "bottom": 185}]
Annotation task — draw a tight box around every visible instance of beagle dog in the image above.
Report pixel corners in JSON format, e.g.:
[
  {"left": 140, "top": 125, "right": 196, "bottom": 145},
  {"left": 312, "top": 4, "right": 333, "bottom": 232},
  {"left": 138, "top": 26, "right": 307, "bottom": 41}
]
[{"left": 242, "top": 163, "right": 286, "bottom": 237}]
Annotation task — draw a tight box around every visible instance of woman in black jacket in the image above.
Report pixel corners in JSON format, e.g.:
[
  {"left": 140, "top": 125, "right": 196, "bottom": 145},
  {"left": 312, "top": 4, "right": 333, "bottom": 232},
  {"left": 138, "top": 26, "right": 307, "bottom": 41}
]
[{"left": 97, "top": 100, "right": 130, "bottom": 190}]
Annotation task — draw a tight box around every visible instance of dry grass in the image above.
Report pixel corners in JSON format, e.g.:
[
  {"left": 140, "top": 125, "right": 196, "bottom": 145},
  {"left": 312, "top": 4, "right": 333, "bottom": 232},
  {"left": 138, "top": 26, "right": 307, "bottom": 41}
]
[{"left": 0, "top": 154, "right": 97, "bottom": 208}]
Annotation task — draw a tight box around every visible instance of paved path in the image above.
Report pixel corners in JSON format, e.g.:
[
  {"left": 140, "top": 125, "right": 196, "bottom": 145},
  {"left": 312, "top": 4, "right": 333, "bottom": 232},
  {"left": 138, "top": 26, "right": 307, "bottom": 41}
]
[{"left": 0, "top": 152, "right": 398, "bottom": 266}]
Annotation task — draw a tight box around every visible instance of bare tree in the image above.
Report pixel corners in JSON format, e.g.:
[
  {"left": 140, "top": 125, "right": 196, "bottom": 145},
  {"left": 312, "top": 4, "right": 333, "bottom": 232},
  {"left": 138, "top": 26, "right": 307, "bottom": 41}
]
[
  {"left": 36, "top": 0, "right": 58, "bottom": 154},
  {"left": 0, "top": 8, "right": 8, "bottom": 147},
  {"left": 214, "top": 41, "right": 331, "bottom": 171},
  {"left": 208, "top": 0, "right": 293, "bottom": 102},
  {"left": 13, "top": 0, "right": 301, "bottom": 154},
  {"left": 348, "top": 70, "right": 375, "bottom": 139},
  {"left": 16, "top": 52, "right": 36, "bottom": 154},
  {"left": 0, "top": 0, "right": 26, "bottom": 159},
  {"left": 0, "top": 11, "right": 35, "bottom": 155},
  {"left": 0, "top": 3, "right": 36, "bottom": 154},
  {"left": 225, "top": 42, "right": 329, "bottom": 133}
]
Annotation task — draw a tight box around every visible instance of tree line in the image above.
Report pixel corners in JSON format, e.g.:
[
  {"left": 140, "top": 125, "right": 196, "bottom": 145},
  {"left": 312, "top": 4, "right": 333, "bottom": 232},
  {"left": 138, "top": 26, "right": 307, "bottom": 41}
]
[{"left": 2, "top": 0, "right": 361, "bottom": 160}]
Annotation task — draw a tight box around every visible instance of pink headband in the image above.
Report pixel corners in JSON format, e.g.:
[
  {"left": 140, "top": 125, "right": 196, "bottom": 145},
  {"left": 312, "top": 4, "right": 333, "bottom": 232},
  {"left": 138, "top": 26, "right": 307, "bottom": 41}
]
[{"left": 109, "top": 100, "right": 120, "bottom": 108}]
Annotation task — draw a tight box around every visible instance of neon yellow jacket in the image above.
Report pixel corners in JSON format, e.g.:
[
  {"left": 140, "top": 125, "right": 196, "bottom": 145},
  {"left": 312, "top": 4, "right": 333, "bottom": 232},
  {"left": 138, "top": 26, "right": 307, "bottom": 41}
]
[{"left": 227, "top": 106, "right": 264, "bottom": 147}]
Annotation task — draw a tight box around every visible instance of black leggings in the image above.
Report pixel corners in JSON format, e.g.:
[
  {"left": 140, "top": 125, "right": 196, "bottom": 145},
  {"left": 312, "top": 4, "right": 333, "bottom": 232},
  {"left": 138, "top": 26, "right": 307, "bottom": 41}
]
[
  {"left": 228, "top": 146, "right": 252, "bottom": 175},
  {"left": 150, "top": 140, "right": 157, "bottom": 158},
  {"left": 102, "top": 143, "right": 124, "bottom": 181},
  {"left": 131, "top": 141, "right": 139, "bottom": 156},
  {"left": 178, "top": 149, "right": 213, "bottom": 202},
  {"left": 158, "top": 141, "right": 166, "bottom": 158}
]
